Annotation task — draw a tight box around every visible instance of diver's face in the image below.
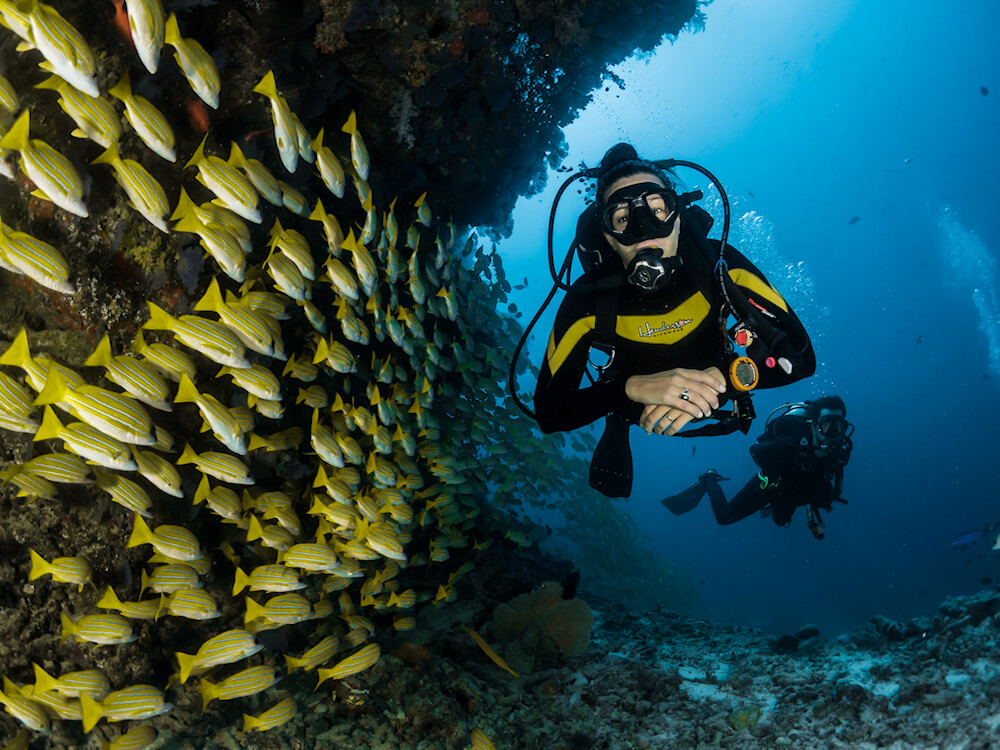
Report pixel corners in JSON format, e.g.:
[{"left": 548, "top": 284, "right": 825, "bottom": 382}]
[{"left": 600, "top": 172, "right": 681, "bottom": 267}]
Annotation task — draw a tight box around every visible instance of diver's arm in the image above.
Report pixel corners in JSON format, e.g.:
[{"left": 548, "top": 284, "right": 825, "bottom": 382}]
[
  {"left": 533, "top": 296, "right": 639, "bottom": 433},
  {"left": 724, "top": 246, "right": 816, "bottom": 388}
]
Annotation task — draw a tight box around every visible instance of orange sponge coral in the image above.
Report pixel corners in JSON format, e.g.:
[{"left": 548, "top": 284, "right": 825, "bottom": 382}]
[{"left": 492, "top": 581, "right": 595, "bottom": 657}]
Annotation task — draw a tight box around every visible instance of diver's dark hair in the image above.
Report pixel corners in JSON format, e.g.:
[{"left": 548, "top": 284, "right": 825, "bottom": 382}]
[
  {"left": 807, "top": 395, "right": 847, "bottom": 416},
  {"left": 596, "top": 143, "right": 676, "bottom": 203}
]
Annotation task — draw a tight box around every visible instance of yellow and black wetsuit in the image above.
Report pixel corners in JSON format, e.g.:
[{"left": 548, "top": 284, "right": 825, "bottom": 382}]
[{"left": 534, "top": 238, "right": 815, "bottom": 433}]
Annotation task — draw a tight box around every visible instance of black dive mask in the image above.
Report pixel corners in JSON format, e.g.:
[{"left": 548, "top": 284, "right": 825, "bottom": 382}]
[
  {"left": 625, "top": 247, "right": 681, "bottom": 294},
  {"left": 599, "top": 181, "right": 678, "bottom": 246}
]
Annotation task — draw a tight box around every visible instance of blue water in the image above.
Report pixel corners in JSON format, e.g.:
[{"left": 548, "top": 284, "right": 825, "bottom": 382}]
[{"left": 498, "top": 0, "right": 1000, "bottom": 636}]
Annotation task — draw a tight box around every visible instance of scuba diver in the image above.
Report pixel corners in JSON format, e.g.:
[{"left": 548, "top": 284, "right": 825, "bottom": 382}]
[
  {"left": 661, "top": 396, "right": 854, "bottom": 539},
  {"left": 522, "top": 143, "right": 815, "bottom": 497}
]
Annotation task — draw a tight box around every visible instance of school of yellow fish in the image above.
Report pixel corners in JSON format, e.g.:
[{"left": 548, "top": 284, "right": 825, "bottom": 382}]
[{"left": 0, "top": 0, "right": 524, "bottom": 745}]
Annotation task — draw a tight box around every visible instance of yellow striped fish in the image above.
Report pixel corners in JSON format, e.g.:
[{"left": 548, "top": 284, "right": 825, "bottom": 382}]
[
  {"left": 194, "top": 278, "right": 285, "bottom": 360},
  {"left": 60, "top": 612, "right": 135, "bottom": 646},
  {"left": 97, "top": 586, "right": 160, "bottom": 620},
  {"left": 310, "top": 127, "right": 345, "bottom": 198},
  {"left": 193, "top": 474, "right": 244, "bottom": 525},
  {"left": 144, "top": 301, "right": 250, "bottom": 369},
  {"left": 28, "top": 549, "right": 92, "bottom": 589},
  {"left": 141, "top": 563, "right": 201, "bottom": 594},
  {"left": 316, "top": 642, "right": 380, "bottom": 687},
  {"left": 33, "top": 368, "right": 156, "bottom": 446},
  {"left": 0, "top": 370, "right": 37, "bottom": 433},
  {"left": 341, "top": 110, "right": 370, "bottom": 181},
  {"left": 90, "top": 142, "right": 171, "bottom": 233},
  {"left": 20, "top": 451, "right": 91, "bottom": 483},
  {"left": 102, "top": 725, "right": 157, "bottom": 750},
  {"left": 174, "top": 373, "right": 247, "bottom": 454},
  {"left": 84, "top": 335, "right": 172, "bottom": 411},
  {"left": 285, "top": 635, "right": 339, "bottom": 673},
  {"left": 22, "top": 0, "right": 98, "bottom": 96},
  {"left": 282, "top": 352, "right": 319, "bottom": 382},
  {"left": 343, "top": 228, "right": 378, "bottom": 296},
  {"left": 323, "top": 255, "right": 360, "bottom": 301},
  {"left": 171, "top": 191, "right": 246, "bottom": 283},
  {"left": 265, "top": 248, "right": 309, "bottom": 301},
  {"left": 244, "top": 592, "right": 312, "bottom": 626},
  {"left": 34, "top": 75, "right": 120, "bottom": 148},
  {"left": 178, "top": 443, "right": 254, "bottom": 485},
  {"left": 242, "top": 696, "right": 296, "bottom": 733},
  {"left": 80, "top": 685, "right": 172, "bottom": 732},
  {"left": 278, "top": 178, "right": 309, "bottom": 215},
  {"left": 164, "top": 13, "right": 219, "bottom": 108},
  {"left": 217, "top": 363, "right": 281, "bottom": 401},
  {"left": 31, "top": 664, "right": 109, "bottom": 699},
  {"left": 199, "top": 665, "right": 279, "bottom": 711},
  {"left": 268, "top": 218, "right": 315, "bottom": 280},
  {"left": 279, "top": 541, "right": 340, "bottom": 572},
  {"left": 313, "top": 337, "right": 357, "bottom": 374},
  {"left": 471, "top": 728, "right": 497, "bottom": 750},
  {"left": 232, "top": 564, "right": 304, "bottom": 595},
  {"left": 0, "top": 685, "right": 49, "bottom": 732},
  {"left": 290, "top": 111, "right": 314, "bottom": 162},
  {"left": 131, "top": 330, "right": 197, "bottom": 382},
  {"left": 175, "top": 629, "right": 262, "bottom": 684},
  {"left": 131, "top": 447, "right": 183, "bottom": 497},
  {"left": 0, "top": 73, "right": 18, "bottom": 113},
  {"left": 229, "top": 142, "right": 282, "bottom": 205},
  {"left": 0, "top": 218, "right": 73, "bottom": 294},
  {"left": 124, "top": 0, "right": 165, "bottom": 73},
  {"left": 0, "top": 110, "right": 86, "bottom": 216},
  {"left": 309, "top": 198, "right": 345, "bottom": 253},
  {"left": 94, "top": 468, "right": 153, "bottom": 517},
  {"left": 184, "top": 135, "right": 260, "bottom": 223},
  {"left": 108, "top": 71, "right": 176, "bottom": 162},
  {"left": 127, "top": 515, "right": 205, "bottom": 562},
  {"left": 159, "top": 588, "right": 220, "bottom": 620},
  {"left": 252, "top": 71, "right": 298, "bottom": 173}
]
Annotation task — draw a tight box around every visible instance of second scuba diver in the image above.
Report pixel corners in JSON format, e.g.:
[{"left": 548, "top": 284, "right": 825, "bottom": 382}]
[
  {"left": 661, "top": 396, "right": 854, "bottom": 539},
  {"left": 531, "top": 143, "right": 816, "bottom": 497}
]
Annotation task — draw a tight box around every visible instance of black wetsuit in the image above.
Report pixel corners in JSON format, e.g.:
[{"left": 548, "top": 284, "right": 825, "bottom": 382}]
[
  {"left": 534, "top": 237, "right": 816, "bottom": 433},
  {"left": 708, "top": 413, "right": 850, "bottom": 526}
]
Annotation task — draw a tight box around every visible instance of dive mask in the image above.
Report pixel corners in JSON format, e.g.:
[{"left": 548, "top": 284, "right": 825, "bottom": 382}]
[{"left": 599, "top": 182, "right": 678, "bottom": 245}]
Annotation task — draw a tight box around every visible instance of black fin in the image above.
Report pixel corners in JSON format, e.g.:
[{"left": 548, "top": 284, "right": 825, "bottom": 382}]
[
  {"left": 660, "top": 477, "right": 709, "bottom": 515},
  {"left": 590, "top": 413, "right": 632, "bottom": 498}
]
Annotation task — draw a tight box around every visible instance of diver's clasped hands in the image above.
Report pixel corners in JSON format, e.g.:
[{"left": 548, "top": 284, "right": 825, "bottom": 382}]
[{"left": 626, "top": 367, "right": 727, "bottom": 435}]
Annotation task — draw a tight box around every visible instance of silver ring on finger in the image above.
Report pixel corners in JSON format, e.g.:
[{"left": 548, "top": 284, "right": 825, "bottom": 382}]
[{"left": 680, "top": 388, "right": 690, "bottom": 401}]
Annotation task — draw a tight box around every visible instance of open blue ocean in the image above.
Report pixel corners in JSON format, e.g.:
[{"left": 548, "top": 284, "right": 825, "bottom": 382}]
[{"left": 501, "top": 0, "right": 1000, "bottom": 638}]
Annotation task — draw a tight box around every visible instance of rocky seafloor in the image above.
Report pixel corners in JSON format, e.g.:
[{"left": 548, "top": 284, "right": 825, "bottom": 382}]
[{"left": 7, "top": 552, "right": 999, "bottom": 749}]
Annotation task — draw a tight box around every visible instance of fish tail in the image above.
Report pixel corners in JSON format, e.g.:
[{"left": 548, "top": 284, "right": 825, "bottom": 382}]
[
  {"left": 33, "top": 405, "right": 64, "bottom": 442},
  {"left": 126, "top": 514, "right": 154, "bottom": 549},
  {"left": 284, "top": 654, "right": 302, "bottom": 673},
  {"left": 84, "top": 334, "right": 114, "bottom": 367},
  {"left": 176, "top": 650, "right": 199, "bottom": 684},
  {"left": 28, "top": 549, "right": 50, "bottom": 580},
  {"left": 227, "top": 141, "right": 247, "bottom": 168},
  {"left": 252, "top": 71, "right": 277, "bottom": 100},
  {"left": 309, "top": 127, "right": 325, "bottom": 151},
  {"left": 232, "top": 566, "right": 249, "bottom": 595},
  {"left": 33, "top": 74, "right": 61, "bottom": 92},
  {"left": 173, "top": 373, "right": 200, "bottom": 404},
  {"left": 164, "top": 12, "right": 181, "bottom": 46},
  {"left": 31, "top": 663, "right": 58, "bottom": 695},
  {"left": 108, "top": 71, "right": 132, "bottom": 103},
  {"left": 143, "top": 301, "right": 176, "bottom": 331},
  {"left": 198, "top": 678, "right": 216, "bottom": 713},
  {"left": 32, "top": 367, "right": 70, "bottom": 407},
  {"left": 89, "top": 142, "right": 121, "bottom": 167},
  {"left": 341, "top": 110, "right": 358, "bottom": 136},
  {"left": 0, "top": 109, "right": 28, "bottom": 151},
  {"left": 97, "top": 585, "right": 122, "bottom": 611},
  {"left": 243, "top": 596, "right": 262, "bottom": 624},
  {"left": 184, "top": 133, "right": 208, "bottom": 170},
  {"left": 80, "top": 692, "right": 103, "bottom": 733},
  {"left": 193, "top": 278, "right": 224, "bottom": 314},
  {"left": 59, "top": 612, "right": 75, "bottom": 644},
  {"left": 246, "top": 513, "right": 264, "bottom": 542},
  {"left": 177, "top": 443, "right": 198, "bottom": 465}
]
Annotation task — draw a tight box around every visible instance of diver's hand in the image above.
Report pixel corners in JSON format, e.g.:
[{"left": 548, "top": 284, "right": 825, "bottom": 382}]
[{"left": 626, "top": 367, "right": 727, "bottom": 435}]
